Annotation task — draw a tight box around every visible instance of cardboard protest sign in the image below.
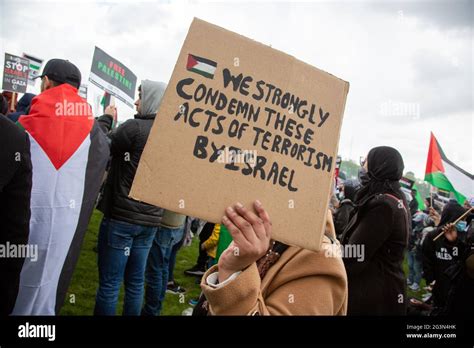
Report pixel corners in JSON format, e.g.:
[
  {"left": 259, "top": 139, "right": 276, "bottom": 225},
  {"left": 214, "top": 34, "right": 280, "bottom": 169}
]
[
  {"left": 88, "top": 46, "right": 137, "bottom": 108},
  {"left": 2, "top": 53, "right": 29, "bottom": 93},
  {"left": 130, "top": 18, "right": 349, "bottom": 251},
  {"left": 23, "top": 53, "right": 43, "bottom": 86}
]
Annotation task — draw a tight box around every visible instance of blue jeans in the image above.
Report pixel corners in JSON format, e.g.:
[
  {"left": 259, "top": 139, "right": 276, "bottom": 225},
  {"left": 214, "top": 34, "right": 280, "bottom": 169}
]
[
  {"left": 142, "top": 225, "right": 185, "bottom": 316},
  {"left": 407, "top": 249, "right": 423, "bottom": 285},
  {"left": 168, "top": 238, "right": 183, "bottom": 283},
  {"left": 94, "top": 217, "right": 157, "bottom": 316}
]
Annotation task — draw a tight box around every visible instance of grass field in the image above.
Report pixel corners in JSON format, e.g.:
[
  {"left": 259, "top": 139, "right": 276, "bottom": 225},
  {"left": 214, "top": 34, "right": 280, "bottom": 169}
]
[
  {"left": 60, "top": 210, "right": 202, "bottom": 316},
  {"left": 60, "top": 209, "right": 427, "bottom": 315}
]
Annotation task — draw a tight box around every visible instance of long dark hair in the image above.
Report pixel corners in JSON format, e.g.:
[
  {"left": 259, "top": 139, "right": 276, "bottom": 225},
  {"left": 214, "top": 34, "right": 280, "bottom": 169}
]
[{"left": 355, "top": 146, "right": 407, "bottom": 208}]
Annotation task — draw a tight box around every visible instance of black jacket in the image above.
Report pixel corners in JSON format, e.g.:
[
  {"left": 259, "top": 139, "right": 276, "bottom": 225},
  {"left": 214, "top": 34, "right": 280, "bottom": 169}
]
[
  {"left": 422, "top": 228, "right": 466, "bottom": 311},
  {"left": 341, "top": 194, "right": 409, "bottom": 315},
  {"left": 97, "top": 114, "right": 163, "bottom": 226},
  {"left": 444, "top": 228, "right": 474, "bottom": 316},
  {"left": 409, "top": 197, "right": 419, "bottom": 217},
  {"left": 0, "top": 116, "right": 32, "bottom": 315},
  {"left": 334, "top": 199, "right": 355, "bottom": 239}
]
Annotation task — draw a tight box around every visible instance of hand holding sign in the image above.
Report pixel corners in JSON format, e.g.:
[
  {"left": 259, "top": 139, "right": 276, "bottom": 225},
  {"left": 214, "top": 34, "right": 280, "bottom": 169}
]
[
  {"left": 218, "top": 200, "right": 272, "bottom": 283},
  {"left": 104, "top": 105, "right": 116, "bottom": 117}
]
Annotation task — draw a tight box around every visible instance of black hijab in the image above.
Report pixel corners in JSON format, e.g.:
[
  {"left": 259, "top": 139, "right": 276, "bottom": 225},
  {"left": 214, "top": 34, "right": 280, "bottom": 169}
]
[
  {"left": 438, "top": 201, "right": 466, "bottom": 228},
  {"left": 343, "top": 182, "right": 357, "bottom": 202},
  {"left": 355, "top": 146, "right": 406, "bottom": 205}
]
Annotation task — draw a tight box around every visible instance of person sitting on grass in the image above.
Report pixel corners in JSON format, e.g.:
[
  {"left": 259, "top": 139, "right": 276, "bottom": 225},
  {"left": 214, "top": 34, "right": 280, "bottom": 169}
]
[{"left": 197, "top": 200, "right": 348, "bottom": 315}]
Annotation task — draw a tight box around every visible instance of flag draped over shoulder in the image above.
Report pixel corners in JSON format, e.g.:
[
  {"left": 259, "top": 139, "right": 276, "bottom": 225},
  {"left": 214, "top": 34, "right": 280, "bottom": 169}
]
[
  {"left": 13, "top": 84, "right": 109, "bottom": 315},
  {"left": 424, "top": 132, "right": 473, "bottom": 204}
]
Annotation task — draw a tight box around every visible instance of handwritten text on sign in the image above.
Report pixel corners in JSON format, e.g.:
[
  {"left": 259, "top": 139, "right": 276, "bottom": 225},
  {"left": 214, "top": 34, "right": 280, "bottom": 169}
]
[{"left": 174, "top": 67, "right": 333, "bottom": 192}]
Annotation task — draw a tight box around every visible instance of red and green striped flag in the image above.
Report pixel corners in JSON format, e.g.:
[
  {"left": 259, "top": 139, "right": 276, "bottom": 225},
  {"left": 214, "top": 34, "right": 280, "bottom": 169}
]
[
  {"left": 13, "top": 84, "right": 109, "bottom": 315},
  {"left": 100, "top": 91, "right": 117, "bottom": 128},
  {"left": 186, "top": 54, "right": 217, "bottom": 79},
  {"left": 100, "top": 91, "right": 111, "bottom": 112},
  {"left": 424, "top": 132, "right": 473, "bottom": 204}
]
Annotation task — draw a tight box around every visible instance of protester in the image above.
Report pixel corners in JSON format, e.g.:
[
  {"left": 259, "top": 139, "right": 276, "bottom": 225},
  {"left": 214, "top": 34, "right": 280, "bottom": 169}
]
[
  {"left": 184, "top": 222, "right": 215, "bottom": 276},
  {"left": 0, "top": 117, "right": 32, "bottom": 315},
  {"left": 167, "top": 217, "right": 205, "bottom": 294},
  {"left": 334, "top": 181, "right": 357, "bottom": 239},
  {"left": 142, "top": 211, "right": 186, "bottom": 316},
  {"left": 423, "top": 196, "right": 433, "bottom": 214},
  {"left": 94, "top": 80, "right": 166, "bottom": 315},
  {"left": 341, "top": 146, "right": 409, "bottom": 315},
  {"left": 409, "top": 189, "right": 419, "bottom": 217},
  {"left": 7, "top": 93, "right": 36, "bottom": 123},
  {"left": 0, "top": 95, "right": 8, "bottom": 116},
  {"left": 328, "top": 178, "right": 340, "bottom": 214},
  {"left": 197, "top": 201, "right": 348, "bottom": 315},
  {"left": 189, "top": 223, "right": 233, "bottom": 310},
  {"left": 12, "top": 59, "right": 110, "bottom": 315},
  {"left": 422, "top": 201, "right": 467, "bottom": 314},
  {"left": 444, "top": 221, "right": 474, "bottom": 315},
  {"left": 201, "top": 223, "right": 221, "bottom": 267},
  {"left": 407, "top": 212, "right": 428, "bottom": 291},
  {"left": 166, "top": 235, "right": 187, "bottom": 295}
]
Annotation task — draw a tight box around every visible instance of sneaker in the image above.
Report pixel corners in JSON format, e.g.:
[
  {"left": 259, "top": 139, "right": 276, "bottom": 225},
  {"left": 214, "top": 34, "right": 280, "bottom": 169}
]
[
  {"left": 188, "top": 298, "right": 199, "bottom": 306},
  {"left": 182, "top": 307, "right": 194, "bottom": 316},
  {"left": 409, "top": 283, "right": 420, "bottom": 291},
  {"left": 184, "top": 265, "right": 205, "bottom": 276},
  {"left": 166, "top": 281, "right": 186, "bottom": 295},
  {"left": 422, "top": 293, "right": 432, "bottom": 302}
]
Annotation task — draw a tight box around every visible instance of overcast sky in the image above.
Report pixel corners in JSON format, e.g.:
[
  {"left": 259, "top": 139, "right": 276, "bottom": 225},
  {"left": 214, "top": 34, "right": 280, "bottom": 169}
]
[{"left": 1, "top": 0, "right": 472, "bottom": 178}]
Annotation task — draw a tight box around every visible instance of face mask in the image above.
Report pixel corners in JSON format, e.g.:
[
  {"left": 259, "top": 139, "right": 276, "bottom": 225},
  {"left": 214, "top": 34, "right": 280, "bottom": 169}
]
[{"left": 456, "top": 221, "right": 467, "bottom": 232}]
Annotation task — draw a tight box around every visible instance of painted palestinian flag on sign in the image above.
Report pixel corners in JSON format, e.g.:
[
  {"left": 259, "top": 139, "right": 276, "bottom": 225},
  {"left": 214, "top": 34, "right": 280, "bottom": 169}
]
[
  {"left": 12, "top": 84, "right": 109, "bottom": 315},
  {"left": 425, "top": 132, "right": 473, "bottom": 204},
  {"left": 186, "top": 54, "right": 217, "bottom": 79},
  {"left": 22, "top": 53, "right": 43, "bottom": 86}
]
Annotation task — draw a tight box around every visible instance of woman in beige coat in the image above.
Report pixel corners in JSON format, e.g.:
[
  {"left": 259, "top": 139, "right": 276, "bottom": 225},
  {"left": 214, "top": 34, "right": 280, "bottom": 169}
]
[{"left": 199, "top": 200, "right": 348, "bottom": 315}]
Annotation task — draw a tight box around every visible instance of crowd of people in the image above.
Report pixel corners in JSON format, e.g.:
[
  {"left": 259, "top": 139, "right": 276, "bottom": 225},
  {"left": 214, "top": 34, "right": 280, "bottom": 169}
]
[{"left": 1, "top": 57, "right": 473, "bottom": 316}]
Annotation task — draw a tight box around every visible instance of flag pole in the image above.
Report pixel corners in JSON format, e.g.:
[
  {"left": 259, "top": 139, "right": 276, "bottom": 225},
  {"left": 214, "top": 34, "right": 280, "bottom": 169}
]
[
  {"left": 433, "top": 207, "right": 473, "bottom": 241},
  {"left": 430, "top": 184, "right": 433, "bottom": 207}
]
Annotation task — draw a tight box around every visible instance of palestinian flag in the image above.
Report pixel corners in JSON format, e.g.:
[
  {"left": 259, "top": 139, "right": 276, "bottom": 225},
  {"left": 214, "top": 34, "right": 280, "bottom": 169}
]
[
  {"left": 186, "top": 54, "right": 217, "bottom": 79},
  {"left": 12, "top": 84, "right": 109, "bottom": 315},
  {"left": 400, "top": 177, "right": 426, "bottom": 210},
  {"left": 412, "top": 184, "right": 426, "bottom": 211},
  {"left": 22, "top": 53, "right": 43, "bottom": 86},
  {"left": 100, "top": 91, "right": 117, "bottom": 128},
  {"left": 100, "top": 91, "right": 111, "bottom": 112},
  {"left": 424, "top": 132, "right": 473, "bottom": 204}
]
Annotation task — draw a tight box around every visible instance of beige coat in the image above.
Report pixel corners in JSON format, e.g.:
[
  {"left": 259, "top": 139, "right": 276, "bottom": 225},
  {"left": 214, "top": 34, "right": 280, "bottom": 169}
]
[{"left": 200, "top": 212, "right": 348, "bottom": 315}]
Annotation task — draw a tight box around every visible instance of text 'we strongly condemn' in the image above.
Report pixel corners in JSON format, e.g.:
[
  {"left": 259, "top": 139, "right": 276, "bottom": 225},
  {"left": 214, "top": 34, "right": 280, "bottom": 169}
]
[{"left": 173, "top": 67, "right": 334, "bottom": 192}]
